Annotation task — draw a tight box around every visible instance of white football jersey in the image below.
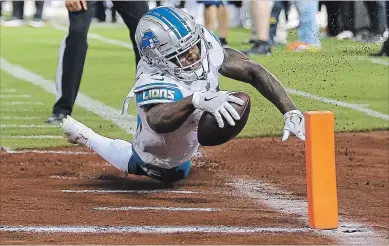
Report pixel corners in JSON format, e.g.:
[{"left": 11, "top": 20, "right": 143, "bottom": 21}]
[{"left": 123, "top": 27, "right": 224, "bottom": 169}]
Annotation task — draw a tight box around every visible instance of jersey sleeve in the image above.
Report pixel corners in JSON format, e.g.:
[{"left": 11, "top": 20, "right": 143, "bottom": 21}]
[{"left": 134, "top": 82, "right": 184, "bottom": 107}]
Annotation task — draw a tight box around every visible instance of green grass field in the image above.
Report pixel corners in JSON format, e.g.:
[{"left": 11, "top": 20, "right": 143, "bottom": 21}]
[{"left": 0, "top": 25, "right": 388, "bottom": 149}]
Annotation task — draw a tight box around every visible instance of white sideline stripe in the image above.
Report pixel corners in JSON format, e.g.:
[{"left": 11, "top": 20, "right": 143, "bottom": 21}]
[
  {"left": 50, "top": 23, "right": 133, "bottom": 49},
  {"left": 0, "top": 58, "right": 137, "bottom": 135},
  {"left": 62, "top": 189, "right": 198, "bottom": 194},
  {"left": 0, "top": 124, "right": 58, "bottom": 128},
  {"left": 0, "top": 116, "right": 40, "bottom": 120},
  {"left": 1, "top": 109, "right": 34, "bottom": 112},
  {"left": 1, "top": 101, "right": 43, "bottom": 105},
  {"left": 232, "top": 179, "right": 388, "bottom": 245},
  {"left": 50, "top": 175, "right": 79, "bottom": 180},
  {"left": 0, "top": 94, "right": 31, "bottom": 98},
  {"left": 1, "top": 135, "right": 63, "bottom": 139},
  {"left": 370, "top": 58, "right": 389, "bottom": 66},
  {"left": 94, "top": 206, "right": 221, "bottom": 212},
  {"left": 0, "top": 225, "right": 309, "bottom": 234},
  {"left": 355, "top": 56, "right": 389, "bottom": 66},
  {"left": 4, "top": 150, "right": 91, "bottom": 155},
  {"left": 0, "top": 89, "right": 16, "bottom": 92},
  {"left": 286, "top": 88, "right": 389, "bottom": 120}
]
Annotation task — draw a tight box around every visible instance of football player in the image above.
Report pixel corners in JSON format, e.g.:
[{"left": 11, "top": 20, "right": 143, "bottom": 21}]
[{"left": 62, "top": 6, "right": 305, "bottom": 183}]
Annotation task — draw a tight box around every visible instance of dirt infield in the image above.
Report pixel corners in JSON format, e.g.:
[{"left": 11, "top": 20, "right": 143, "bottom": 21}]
[{"left": 0, "top": 131, "right": 388, "bottom": 244}]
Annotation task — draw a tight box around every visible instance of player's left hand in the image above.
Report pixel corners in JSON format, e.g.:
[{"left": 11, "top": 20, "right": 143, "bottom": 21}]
[{"left": 282, "top": 110, "right": 305, "bottom": 142}]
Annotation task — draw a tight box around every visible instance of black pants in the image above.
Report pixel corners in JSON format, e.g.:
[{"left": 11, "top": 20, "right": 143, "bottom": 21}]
[
  {"left": 324, "top": 1, "right": 355, "bottom": 36},
  {"left": 52, "top": 1, "right": 149, "bottom": 116},
  {"left": 94, "top": 1, "right": 106, "bottom": 21},
  {"left": 12, "top": 1, "right": 44, "bottom": 20}
]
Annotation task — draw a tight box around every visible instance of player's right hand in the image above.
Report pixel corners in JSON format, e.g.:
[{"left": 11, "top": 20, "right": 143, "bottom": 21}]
[
  {"left": 192, "top": 91, "right": 244, "bottom": 128},
  {"left": 65, "top": 0, "right": 87, "bottom": 12}
]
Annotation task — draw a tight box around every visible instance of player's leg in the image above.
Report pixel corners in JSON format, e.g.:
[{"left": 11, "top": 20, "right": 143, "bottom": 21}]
[
  {"left": 62, "top": 116, "right": 136, "bottom": 173},
  {"left": 62, "top": 116, "right": 191, "bottom": 182},
  {"left": 47, "top": 3, "right": 96, "bottom": 124},
  {"left": 112, "top": 1, "right": 149, "bottom": 66}
]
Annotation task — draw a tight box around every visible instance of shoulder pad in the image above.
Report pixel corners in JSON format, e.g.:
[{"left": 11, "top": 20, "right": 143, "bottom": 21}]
[{"left": 202, "top": 26, "right": 224, "bottom": 67}]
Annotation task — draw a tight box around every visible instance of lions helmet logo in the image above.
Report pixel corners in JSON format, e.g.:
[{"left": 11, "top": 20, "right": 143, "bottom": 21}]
[{"left": 140, "top": 30, "right": 160, "bottom": 51}]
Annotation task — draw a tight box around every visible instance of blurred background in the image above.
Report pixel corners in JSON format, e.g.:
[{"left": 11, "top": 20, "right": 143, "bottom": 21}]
[
  {"left": 1, "top": 0, "right": 388, "bottom": 54},
  {"left": 0, "top": 1, "right": 388, "bottom": 149}
]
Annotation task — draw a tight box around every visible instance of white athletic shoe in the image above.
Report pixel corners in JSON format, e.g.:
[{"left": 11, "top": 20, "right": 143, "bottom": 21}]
[
  {"left": 336, "top": 30, "right": 354, "bottom": 40},
  {"left": 1, "top": 19, "right": 25, "bottom": 27},
  {"left": 28, "top": 19, "right": 46, "bottom": 28},
  {"left": 61, "top": 116, "right": 94, "bottom": 146}
]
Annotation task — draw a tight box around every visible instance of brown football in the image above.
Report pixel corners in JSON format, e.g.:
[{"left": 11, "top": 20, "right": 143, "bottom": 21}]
[{"left": 197, "top": 92, "right": 251, "bottom": 146}]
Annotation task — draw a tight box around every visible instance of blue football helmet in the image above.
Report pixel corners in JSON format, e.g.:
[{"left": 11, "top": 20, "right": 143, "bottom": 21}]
[{"left": 135, "top": 7, "right": 213, "bottom": 82}]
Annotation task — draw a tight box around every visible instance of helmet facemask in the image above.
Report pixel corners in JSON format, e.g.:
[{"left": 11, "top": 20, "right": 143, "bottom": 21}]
[
  {"left": 151, "top": 29, "right": 211, "bottom": 83},
  {"left": 169, "top": 35, "right": 211, "bottom": 82}
]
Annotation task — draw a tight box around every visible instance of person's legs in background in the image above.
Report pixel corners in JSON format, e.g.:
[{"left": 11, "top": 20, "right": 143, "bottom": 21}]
[
  {"left": 288, "top": 0, "right": 321, "bottom": 52},
  {"left": 177, "top": 0, "right": 186, "bottom": 9},
  {"left": 46, "top": 2, "right": 97, "bottom": 124},
  {"left": 363, "top": 1, "right": 379, "bottom": 34},
  {"left": 244, "top": 0, "right": 272, "bottom": 55},
  {"left": 0, "top": 1, "right": 3, "bottom": 23},
  {"left": 202, "top": 3, "right": 218, "bottom": 32},
  {"left": 337, "top": 1, "right": 355, "bottom": 40},
  {"left": 2, "top": 1, "right": 25, "bottom": 26},
  {"left": 94, "top": 1, "right": 106, "bottom": 22},
  {"left": 111, "top": 5, "right": 117, "bottom": 23},
  {"left": 217, "top": 1, "right": 229, "bottom": 47},
  {"left": 362, "top": 1, "right": 386, "bottom": 42},
  {"left": 111, "top": 1, "right": 149, "bottom": 66},
  {"left": 370, "top": 1, "right": 389, "bottom": 56},
  {"left": 269, "top": 0, "right": 283, "bottom": 46},
  {"left": 12, "top": 1, "right": 24, "bottom": 20},
  {"left": 200, "top": 1, "right": 229, "bottom": 47},
  {"left": 376, "top": 0, "right": 387, "bottom": 33},
  {"left": 385, "top": 2, "right": 389, "bottom": 28},
  {"left": 324, "top": 1, "right": 340, "bottom": 37},
  {"left": 29, "top": 1, "right": 45, "bottom": 27}
]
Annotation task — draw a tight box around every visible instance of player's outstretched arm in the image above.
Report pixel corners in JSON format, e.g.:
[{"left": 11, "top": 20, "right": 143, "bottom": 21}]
[
  {"left": 219, "top": 47, "right": 296, "bottom": 114},
  {"left": 219, "top": 48, "right": 305, "bottom": 141},
  {"left": 145, "top": 96, "right": 195, "bottom": 134},
  {"left": 145, "top": 91, "right": 244, "bottom": 133}
]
